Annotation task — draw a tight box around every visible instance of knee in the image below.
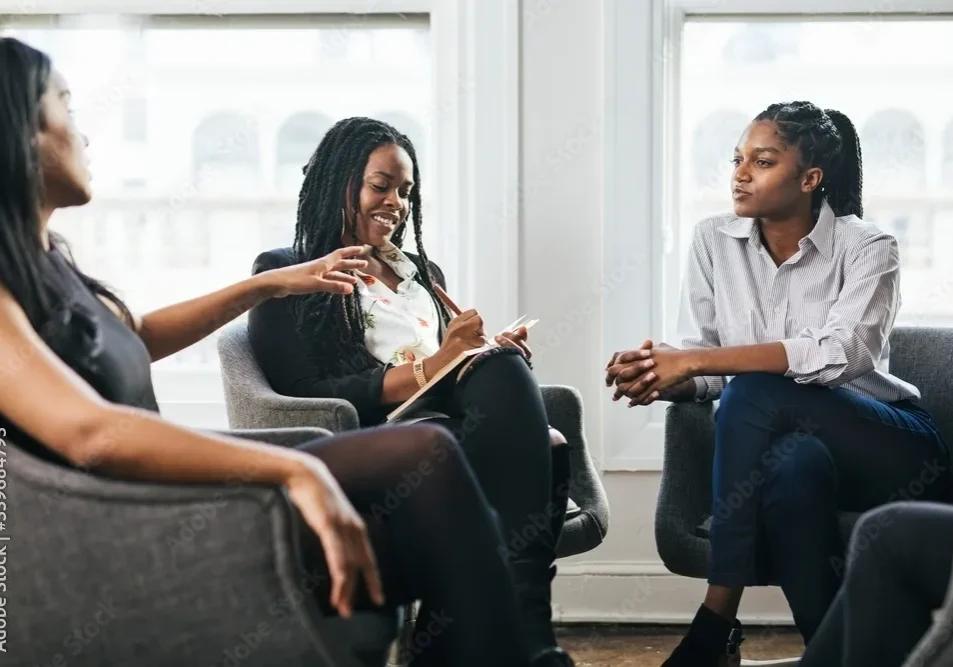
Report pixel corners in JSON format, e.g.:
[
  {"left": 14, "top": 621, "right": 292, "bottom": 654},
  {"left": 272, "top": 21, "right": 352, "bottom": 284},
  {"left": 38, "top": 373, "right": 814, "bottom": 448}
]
[
  {"left": 761, "top": 434, "right": 835, "bottom": 509},
  {"left": 459, "top": 349, "right": 534, "bottom": 388},
  {"left": 549, "top": 427, "right": 567, "bottom": 448},
  {"left": 400, "top": 423, "right": 465, "bottom": 467},
  {"left": 847, "top": 503, "right": 907, "bottom": 564}
]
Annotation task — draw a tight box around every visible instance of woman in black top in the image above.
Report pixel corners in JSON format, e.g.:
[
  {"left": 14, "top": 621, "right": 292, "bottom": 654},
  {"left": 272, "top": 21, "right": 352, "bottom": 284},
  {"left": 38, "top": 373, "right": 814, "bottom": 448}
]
[
  {"left": 0, "top": 37, "right": 558, "bottom": 667},
  {"left": 248, "top": 117, "right": 575, "bottom": 666}
]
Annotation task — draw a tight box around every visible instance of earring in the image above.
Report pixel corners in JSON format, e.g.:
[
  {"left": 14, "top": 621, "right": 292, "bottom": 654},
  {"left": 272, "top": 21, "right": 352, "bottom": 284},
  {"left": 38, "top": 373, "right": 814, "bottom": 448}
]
[{"left": 340, "top": 208, "right": 347, "bottom": 241}]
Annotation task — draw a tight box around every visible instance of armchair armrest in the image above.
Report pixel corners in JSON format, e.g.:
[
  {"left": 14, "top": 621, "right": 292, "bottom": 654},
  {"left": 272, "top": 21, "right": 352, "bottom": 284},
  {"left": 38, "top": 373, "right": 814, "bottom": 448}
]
[
  {"left": 7, "top": 442, "right": 394, "bottom": 667},
  {"left": 655, "top": 401, "right": 717, "bottom": 578},
  {"left": 540, "top": 384, "right": 609, "bottom": 552},
  {"left": 224, "top": 389, "right": 360, "bottom": 433}
]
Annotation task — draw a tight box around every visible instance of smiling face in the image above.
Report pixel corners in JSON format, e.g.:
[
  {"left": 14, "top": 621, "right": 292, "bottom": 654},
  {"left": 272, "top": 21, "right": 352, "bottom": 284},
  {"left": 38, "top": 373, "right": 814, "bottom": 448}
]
[
  {"left": 36, "top": 70, "right": 92, "bottom": 210},
  {"left": 348, "top": 143, "right": 415, "bottom": 248},
  {"left": 730, "top": 120, "right": 822, "bottom": 219}
]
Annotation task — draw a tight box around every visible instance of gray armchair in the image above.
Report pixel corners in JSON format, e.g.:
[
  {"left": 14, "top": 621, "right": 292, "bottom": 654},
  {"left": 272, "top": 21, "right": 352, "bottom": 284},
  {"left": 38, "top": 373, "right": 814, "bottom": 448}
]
[
  {"left": 656, "top": 325, "right": 953, "bottom": 578},
  {"left": 217, "top": 320, "right": 609, "bottom": 559},
  {"left": 655, "top": 326, "right": 953, "bottom": 664},
  {"left": 8, "top": 428, "right": 397, "bottom": 667}
]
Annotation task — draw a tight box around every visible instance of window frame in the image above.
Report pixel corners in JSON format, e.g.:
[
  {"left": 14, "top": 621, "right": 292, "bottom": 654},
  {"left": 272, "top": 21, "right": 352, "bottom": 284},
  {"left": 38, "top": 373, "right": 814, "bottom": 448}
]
[
  {"left": 2, "top": 0, "right": 520, "bottom": 425},
  {"left": 601, "top": 0, "right": 953, "bottom": 471}
]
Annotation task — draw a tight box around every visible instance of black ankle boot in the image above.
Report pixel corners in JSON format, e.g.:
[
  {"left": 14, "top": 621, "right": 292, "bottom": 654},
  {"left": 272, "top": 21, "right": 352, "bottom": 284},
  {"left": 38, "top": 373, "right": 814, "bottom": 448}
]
[
  {"left": 512, "top": 559, "right": 560, "bottom": 655},
  {"left": 531, "top": 646, "right": 576, "bottom": 666},
  {"left": 661, "top": 605, "right": 735, "bottom": 667}
]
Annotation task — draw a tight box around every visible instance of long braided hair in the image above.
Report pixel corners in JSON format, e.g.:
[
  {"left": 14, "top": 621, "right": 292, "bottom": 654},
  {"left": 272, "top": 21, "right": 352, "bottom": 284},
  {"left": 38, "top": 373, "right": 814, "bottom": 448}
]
[
  {"left": 754, "top": 101, "right": 864, "bottom": 218},
  {"left": 292, "top": 116, "right": 450, "bottom": 377}
]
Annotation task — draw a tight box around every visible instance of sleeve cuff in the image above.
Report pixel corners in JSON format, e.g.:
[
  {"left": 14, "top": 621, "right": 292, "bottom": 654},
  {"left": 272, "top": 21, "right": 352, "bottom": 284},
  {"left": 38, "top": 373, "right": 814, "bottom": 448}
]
[
  {"left": 780, "top": 337, "right": 846, "bottom": 381},
  {"left": 693, "top": 375, "right": 726, "bottom": 402},
  {"left": 693, "top": 377, "right": 707, "bottom": 401}
]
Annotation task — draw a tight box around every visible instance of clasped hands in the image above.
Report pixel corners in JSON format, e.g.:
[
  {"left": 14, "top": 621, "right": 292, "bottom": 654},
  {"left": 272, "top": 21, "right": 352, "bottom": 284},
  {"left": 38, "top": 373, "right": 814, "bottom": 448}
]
[{"left": 604, "top": 339, "right": 698, "bottom": 407}]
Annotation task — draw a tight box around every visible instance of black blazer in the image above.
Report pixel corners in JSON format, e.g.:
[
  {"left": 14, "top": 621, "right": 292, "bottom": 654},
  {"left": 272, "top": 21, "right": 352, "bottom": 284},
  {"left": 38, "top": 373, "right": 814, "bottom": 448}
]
[{"left": 248, "top": 247, "right": 448, "bottom": 426}]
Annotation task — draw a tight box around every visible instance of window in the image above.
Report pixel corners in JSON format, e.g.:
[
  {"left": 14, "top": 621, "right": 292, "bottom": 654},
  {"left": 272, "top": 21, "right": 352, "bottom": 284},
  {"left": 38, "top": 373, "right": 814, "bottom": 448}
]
[
  {"left": 276, "top": 111, "right": 334, "bottom": 195},
  {"left": 677, "top": 19, "right": 953, "bottom": 329},
  {"left": 123, "top": 96, "right": 148, "bottom": 142},
  {"left": 192, "top": 112, "right": 261, "bottom": 194},
  {"left": 943, "top": 120, "right": 953, "bottom": 187},
  {"left": 861, "top": 109, "right": 926, "bottom": 191},
  {"left": 6, "top": 15, "right": 434, "bottom": 424},
  {"left": 691, "top": 109, "right": 749, "bottom": 190}
]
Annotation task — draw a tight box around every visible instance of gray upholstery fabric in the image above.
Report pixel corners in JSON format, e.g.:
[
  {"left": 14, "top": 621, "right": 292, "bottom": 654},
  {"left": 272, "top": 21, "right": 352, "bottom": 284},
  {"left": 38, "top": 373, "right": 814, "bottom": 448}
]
[
  {"left": 216, "top": 321, "right": 609, "bottom": 558},
  {"left": 656, "top": 326, "right": 953, "bottom": 580},
  {"left": 901, "top": 555, "right": 953, "bottom": 667},
  {"left": 7, "top": 428, "right": 396, "bottom": 667},
  {"left": 540, "top": 385, "right": 610, "bottom": 557},
  {"left": 218, "top": 322, "right": 360, "bottom": 433}
]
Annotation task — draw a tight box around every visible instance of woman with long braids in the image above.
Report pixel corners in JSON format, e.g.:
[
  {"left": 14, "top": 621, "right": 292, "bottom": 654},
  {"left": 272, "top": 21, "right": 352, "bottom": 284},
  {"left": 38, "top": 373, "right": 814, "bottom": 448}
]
[
  {"left": 0, "top": 37, "right": 551, "bottom": 667},
  {"left": 249, "top": 117, "right": 575, "bottom": 666},
  {"left": 605, "top": 101, "right": 951, "bottom": 665}
]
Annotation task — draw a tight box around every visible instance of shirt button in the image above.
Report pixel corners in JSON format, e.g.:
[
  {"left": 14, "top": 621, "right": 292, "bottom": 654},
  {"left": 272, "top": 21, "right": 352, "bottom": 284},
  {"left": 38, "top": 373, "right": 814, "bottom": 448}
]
[{"left": 774, "top": 307, "right": 782, "bottom": 314}]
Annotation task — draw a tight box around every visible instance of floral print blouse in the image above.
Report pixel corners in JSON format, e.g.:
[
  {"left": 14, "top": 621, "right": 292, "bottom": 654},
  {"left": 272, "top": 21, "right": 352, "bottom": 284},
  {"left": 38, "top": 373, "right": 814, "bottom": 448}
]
[{"left": 356, "top": 243, "right": 442, "bottom": 367}]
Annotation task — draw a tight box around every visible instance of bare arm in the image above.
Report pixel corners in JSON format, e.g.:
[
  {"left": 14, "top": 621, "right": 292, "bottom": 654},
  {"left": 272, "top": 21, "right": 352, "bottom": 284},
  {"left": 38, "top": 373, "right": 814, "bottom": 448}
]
[
  {"left": 686, "top": 342, "right": 790, "bottom": 378},
  {"left": 0, "top": 283, "right": 312, "bottom": 481},
  {"left": 379, "top": 310, "right": 488, "bottom": 404},
  {"left": 380, "top": 352, "right": 450, "bottom": 405},
  {"left": 136, "top": 273, "right": 280, "bottom": 362},
  {"left": 135, "top": 247, "right": 368, "bottom": 362},
  {"left": 0, "top": 286, "right": 381, "bottom": 615}
]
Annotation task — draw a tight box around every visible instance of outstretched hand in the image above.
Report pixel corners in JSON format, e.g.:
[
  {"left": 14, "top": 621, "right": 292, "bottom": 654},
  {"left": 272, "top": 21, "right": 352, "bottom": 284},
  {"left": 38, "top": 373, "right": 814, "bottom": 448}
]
[{"left": 270, "top": 246, "right": 371, "bottom": 297}]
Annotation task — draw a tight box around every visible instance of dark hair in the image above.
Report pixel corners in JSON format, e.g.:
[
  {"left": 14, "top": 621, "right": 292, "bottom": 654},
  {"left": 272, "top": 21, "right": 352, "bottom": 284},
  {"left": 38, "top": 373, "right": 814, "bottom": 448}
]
[
  {"left": 753, "top": 101, "right": 863, "bottom": 218},
  {"left": 0, "top": 37, "right": 131, "bottom": 366},
  {"left": 292, "top": 116, "right": 449, "bottom": 376}
]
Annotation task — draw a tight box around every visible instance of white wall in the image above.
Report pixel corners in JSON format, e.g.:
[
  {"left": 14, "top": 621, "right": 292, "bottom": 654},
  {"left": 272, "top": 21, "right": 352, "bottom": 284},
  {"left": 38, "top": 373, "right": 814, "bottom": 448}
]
[{"left": 520, "top": 0, "right": 792, "bottom": 624}]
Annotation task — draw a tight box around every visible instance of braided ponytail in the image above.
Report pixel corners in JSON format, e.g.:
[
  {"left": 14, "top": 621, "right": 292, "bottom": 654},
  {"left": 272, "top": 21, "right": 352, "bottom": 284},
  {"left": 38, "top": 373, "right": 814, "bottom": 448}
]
[{"left": 753, "top": 101, "right": 864, "bottom": 219}]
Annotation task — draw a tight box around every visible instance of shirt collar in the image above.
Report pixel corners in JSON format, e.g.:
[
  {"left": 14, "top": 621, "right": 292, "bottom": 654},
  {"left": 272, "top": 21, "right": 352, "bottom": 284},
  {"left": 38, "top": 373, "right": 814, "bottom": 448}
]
[
  {"left": 375, "top": 242, "right": 418, "bottom": 281},
  {"left": 805, "top": 198, "right": 836, "bottom": 259},
  {"left": 717, "top": 198, "right": 836, "bottom": 259}
]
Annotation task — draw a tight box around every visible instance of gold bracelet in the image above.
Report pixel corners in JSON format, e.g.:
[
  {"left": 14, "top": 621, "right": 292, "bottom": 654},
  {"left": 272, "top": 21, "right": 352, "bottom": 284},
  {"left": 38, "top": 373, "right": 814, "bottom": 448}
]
[{"left": 413, "top": 359, "right": 428, "bottom": 388}]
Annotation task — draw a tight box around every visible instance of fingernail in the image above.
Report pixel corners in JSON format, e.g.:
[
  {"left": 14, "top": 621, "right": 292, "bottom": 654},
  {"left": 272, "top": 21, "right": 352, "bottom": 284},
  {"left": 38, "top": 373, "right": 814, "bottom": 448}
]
[
  {"left": 640, "top": 350, "right": 651, "bottom": 358},
  {"left": 652, "top": 391, "right": 660, "bottom": 399}
]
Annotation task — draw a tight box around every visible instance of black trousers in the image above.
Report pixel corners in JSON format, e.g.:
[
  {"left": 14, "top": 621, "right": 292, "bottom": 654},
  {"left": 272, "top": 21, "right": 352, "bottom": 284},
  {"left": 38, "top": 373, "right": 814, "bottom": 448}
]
[
  {"left": 801, "top": 502, "right": 953, "bottom": 667},
  {"left": 428, "top": 349, "right": 570, "bottom": 657},
  {"left": 708, "top": 373, "right": 950, "bottom": 642},
  {"left": 296, "top": 423, "right": 531, "bottom": 667}
]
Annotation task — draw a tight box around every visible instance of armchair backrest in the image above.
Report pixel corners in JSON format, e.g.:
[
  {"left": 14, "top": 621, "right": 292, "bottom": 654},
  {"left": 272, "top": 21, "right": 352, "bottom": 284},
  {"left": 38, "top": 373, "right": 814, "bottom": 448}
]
[
  {"left": 888, "top": 326, "right": 953, "bottom": 458},
  {"left": 217, "top": 320, "right": 277, "bottom": 424}
]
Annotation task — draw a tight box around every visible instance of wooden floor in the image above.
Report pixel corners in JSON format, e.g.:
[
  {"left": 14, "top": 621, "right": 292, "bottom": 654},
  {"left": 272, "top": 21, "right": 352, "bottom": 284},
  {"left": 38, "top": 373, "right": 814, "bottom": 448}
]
[{"left": 557, "top": 625, "right": 805, "bottom": 666}]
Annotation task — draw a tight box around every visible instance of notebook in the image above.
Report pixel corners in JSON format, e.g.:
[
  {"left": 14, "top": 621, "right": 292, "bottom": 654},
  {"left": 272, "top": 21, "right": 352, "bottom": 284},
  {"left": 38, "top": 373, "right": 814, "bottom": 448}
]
[{"left": 385, "top": 315, "right": 539, "bottom": 422}]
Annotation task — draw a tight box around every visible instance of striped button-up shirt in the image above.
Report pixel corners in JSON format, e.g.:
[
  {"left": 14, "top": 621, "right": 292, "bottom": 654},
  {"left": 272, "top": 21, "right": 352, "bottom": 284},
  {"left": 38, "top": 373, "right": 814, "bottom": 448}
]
[{"left": 677, "top": 199, "right": 919, "bottom": 403}]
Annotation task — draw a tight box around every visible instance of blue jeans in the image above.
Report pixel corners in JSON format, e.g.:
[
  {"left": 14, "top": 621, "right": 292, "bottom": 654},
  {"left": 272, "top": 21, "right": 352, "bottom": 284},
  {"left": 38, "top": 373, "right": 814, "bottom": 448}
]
[{"left": 708, "top": 373, "right": 950, "bottom": 642}]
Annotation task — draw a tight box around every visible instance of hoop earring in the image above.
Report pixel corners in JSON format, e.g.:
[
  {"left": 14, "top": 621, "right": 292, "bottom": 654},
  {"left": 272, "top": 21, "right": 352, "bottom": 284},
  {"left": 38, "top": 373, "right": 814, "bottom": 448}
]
[{"left": 340, "top": 208, "right": 347, "bottom": 242}]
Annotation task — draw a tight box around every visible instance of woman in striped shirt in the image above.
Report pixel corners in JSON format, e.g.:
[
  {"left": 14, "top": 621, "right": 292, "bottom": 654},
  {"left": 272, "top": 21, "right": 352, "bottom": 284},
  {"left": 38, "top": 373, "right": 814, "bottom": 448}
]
[{"left": 606, "top": 101, "right": 951, "bottom": 666}]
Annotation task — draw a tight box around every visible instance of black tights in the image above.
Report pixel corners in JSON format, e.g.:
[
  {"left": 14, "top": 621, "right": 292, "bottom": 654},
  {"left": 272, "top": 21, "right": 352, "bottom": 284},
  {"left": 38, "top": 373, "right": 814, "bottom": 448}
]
[
  {"left": 801, "top": 502, "right": 953, "bottom": 667},
  {"left": 296, "top": 423, "right": 531, "bottom": 667},
  {"left": 435, "top": 351, "right": 569, "bottom": 656}
]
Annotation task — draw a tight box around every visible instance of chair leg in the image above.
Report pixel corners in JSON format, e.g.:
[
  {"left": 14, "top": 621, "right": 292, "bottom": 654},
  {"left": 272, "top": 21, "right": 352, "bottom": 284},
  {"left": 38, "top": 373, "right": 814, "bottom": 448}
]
[{"left": 386, "top": 602, "right": 419, "bottom": 667}]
